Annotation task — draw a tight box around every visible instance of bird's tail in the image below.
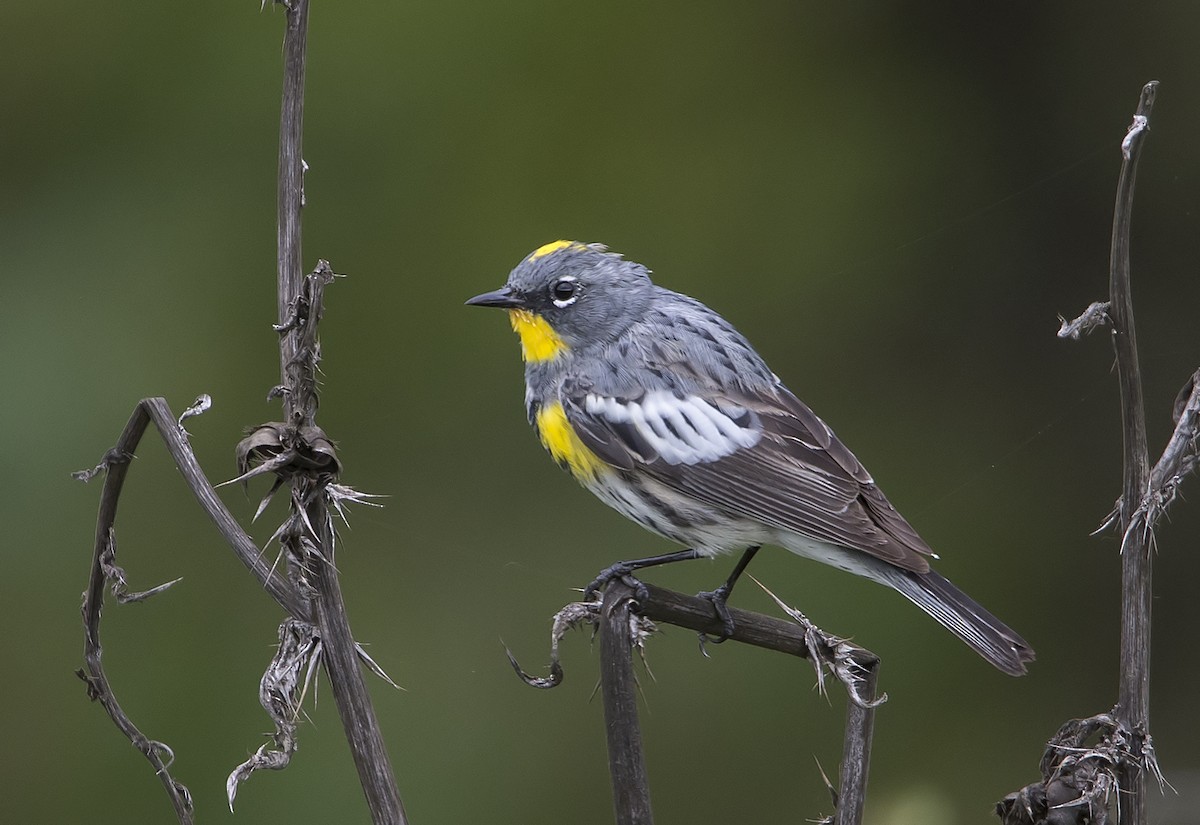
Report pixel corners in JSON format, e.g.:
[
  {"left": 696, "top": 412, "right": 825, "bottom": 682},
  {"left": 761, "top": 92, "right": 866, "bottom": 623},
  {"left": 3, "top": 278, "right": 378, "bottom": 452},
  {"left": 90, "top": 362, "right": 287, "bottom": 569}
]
[{"left": 883, "top": 567, "right": 1035, "bottom": 676}]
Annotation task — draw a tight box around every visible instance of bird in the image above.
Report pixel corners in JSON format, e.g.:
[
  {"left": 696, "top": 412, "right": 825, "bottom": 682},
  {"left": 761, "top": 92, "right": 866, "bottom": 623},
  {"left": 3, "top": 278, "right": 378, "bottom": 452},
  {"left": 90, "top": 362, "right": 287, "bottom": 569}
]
[{"left": 466, "top": 240, "right": 1034, "bottom": 676}]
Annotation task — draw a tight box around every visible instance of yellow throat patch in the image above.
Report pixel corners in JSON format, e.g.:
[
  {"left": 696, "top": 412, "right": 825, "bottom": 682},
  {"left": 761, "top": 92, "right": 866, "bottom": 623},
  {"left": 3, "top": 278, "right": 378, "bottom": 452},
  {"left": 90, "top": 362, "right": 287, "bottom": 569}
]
[
  {"left": 508, "top": 309, "right": 568, "bottom": 362},
  {"left": 536, "top": 402, "right": 606, "bottom": 480}
]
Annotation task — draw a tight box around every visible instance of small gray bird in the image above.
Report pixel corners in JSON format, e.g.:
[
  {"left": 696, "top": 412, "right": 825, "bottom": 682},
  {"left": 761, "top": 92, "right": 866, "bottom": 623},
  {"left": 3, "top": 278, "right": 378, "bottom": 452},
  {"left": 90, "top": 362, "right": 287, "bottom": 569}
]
[{"left": 467, "top": 240, "right": 1034, "bottom": 676}]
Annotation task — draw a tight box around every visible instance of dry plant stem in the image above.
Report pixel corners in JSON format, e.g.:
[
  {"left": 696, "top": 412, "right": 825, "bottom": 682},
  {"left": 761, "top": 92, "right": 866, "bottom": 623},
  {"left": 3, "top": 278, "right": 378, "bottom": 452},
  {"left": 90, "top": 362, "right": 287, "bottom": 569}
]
[
  {"left": 272, "top": 2, "right": 406, "bottom": 822},
  {"left": 635, "top": 583, "right": 838, "bottom": 659},
  {"left": 836, "top": 663, "right": 879, "bottom": 825},
  {"left": 305, "top": 487, "right": 407, "bottom": 820},
  {"left": 636, "top": 585, "right": 879, "bottom": 825},
  {"left": 1153, "top": 370, "right": 1200, "bottom": 491},
  {"left": 79, "top": 397, "right": 313, "bottom": 823},
  {"left": 81, "top": 405, "right": 195, "bottom": 824},
  {"left": 86, "top": 398, "right": 312, "bottom": 619},
  {"left": 600, "top": 582, "right": 654, "bottom": 825},
  {"left": 1109, "top": 81, "right": 1156, "bottom": 825},
  {"left": 277, "top": 0, "right": 308, "bottom": 360},
  {"left": 600, "top": 582, "right": 879, "bottom": 825},
  {"left": 998, "top": 82, "right": 1198, "bottom": 825}
]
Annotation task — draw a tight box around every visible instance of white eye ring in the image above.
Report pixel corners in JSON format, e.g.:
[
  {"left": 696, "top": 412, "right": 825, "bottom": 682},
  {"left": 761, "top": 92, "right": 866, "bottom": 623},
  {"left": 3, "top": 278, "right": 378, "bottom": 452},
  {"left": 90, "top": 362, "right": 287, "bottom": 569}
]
[{"left": 550, "top": 276, "right": 580, "bottom": 308}]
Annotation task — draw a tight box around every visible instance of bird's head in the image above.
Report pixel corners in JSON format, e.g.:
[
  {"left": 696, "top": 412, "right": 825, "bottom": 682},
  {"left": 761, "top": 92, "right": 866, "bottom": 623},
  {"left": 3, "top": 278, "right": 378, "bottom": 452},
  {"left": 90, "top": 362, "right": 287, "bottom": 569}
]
[{"left": 465, "top": 241, "right": 654, "bottom": 362}]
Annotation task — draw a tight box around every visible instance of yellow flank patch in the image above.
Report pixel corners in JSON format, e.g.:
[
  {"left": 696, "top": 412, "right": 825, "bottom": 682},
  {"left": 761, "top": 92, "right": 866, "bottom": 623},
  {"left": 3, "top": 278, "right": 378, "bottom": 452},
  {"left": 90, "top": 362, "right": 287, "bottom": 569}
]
[
  {"left": 536, "top": 402, "right": 607, "bottom": 480},
  {"left": 529, "top": 239, "right": 580, "bottom": 260},
  {"left": 509, "top": 309, "right": 568, "bottom": 362}
]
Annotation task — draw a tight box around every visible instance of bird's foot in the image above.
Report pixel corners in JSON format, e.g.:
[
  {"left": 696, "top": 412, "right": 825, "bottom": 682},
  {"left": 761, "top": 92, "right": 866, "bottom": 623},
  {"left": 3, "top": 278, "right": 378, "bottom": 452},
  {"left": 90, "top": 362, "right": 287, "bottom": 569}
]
[
  {"left": 696, "top": 583, "right": 736, "bottom": 645},
  {"left": 583, "top": 563, "right": 649, "bottom": 603}
]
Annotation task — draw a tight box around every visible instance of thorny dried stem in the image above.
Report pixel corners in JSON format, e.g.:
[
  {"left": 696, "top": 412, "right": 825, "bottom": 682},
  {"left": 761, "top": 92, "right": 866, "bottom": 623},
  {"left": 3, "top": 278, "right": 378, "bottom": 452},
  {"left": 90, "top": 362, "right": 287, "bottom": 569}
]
[
  {"left": 1057, "top": 301, "right": 1110, "bottom": 339},
  {"left": 996, "top": 714, "right": 1168, "bottom": 825},
  {"left": 226, "top": 618, "right": 321, "bottom": 809},
  {"left": 598, "top": 582, "right": 655, "bottom": 825},
  {"left": 752, "top": 576, "right": 886, "bottom": 710},
  {"left": 506, "top": 598, "right": 606, "bottom": 689},
  {"left": 1104, "top": 99, "right": 1158, "bottom": 825},
  {"left": 77, "top": 1, "right": 406, "bottom": 822},
  {"left": 76, "top": 395, "right": 336, "bottom": 820},
  {"left": 1002, "top": 81, "right": 1196, "bottom": 825},
  {"left": 76, "top": 396, "right": 311, "bottom": 822},
  {"left": 264, "top": 0, "right": 406, "bottom": 819},
  {"left": 78, "top": 521, "right": 194, "bottom": 823},
  {"left": 508, "top": 578, "right": 881, "bottom": 825}
]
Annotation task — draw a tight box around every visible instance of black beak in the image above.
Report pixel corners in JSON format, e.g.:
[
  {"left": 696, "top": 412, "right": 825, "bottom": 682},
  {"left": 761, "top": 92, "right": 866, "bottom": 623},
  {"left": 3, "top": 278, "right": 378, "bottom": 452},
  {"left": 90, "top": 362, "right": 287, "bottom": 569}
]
[{"left": 465, "top": 286, "right": 524, "bottom": 309}]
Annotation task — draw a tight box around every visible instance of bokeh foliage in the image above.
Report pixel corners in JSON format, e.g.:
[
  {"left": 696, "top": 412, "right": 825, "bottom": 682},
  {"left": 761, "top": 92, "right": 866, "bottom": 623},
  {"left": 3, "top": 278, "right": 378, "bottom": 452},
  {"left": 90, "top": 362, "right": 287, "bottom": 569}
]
[{"left": 3, "top": 2, "right": 1199, "bottom": 823}]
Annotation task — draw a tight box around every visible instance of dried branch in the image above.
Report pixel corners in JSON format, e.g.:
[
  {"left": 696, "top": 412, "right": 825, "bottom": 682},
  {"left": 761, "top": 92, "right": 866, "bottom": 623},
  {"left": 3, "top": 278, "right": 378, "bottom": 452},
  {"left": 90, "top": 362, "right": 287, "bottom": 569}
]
[
  {"left": 506, "top": 599, "right": 602, "bottom": 690},
  {"left": 999, "top": 81, "right": 1197, "bottom": 825},
  {"left": 79, "top": 521, "right": 193, "bottom": 824},
  {"left": 996, "top": 714, "right": 1168, "bottom": 825},
  {"left": 78, "top": 398, "right": 313, "bottom": 617},
  {"left": 1149, "top": 369, "right": 1200, "bottom": 499},
  {"left": 76, "top": 396, "right": 314, "bottom": 822},
  {"left": 834, "top": 658, "right": 880, "bottom": 825},
  {"left": 1057, "top": 301, "right": 1110, "bottom": 339},
  {"left": 1107, "top": 81, "right": 1156, "bottom": 825},
  {"left": 510, "top": 580, "right": 882, "bottom": 825},
  {"left": 78, "top": 2, "right": 407, "bottom": 820},
  {"left": 599, "top": 582, "right": 655, "bottom": 825},
  {"left": 997, "top": 715, "right": 1121, "bottom": 825},
  {"left": 226, "top": 618, "right": 321, "bottom": 808},
  {"left": 264, "top": 2, "right": 408, "bottom": 821}
]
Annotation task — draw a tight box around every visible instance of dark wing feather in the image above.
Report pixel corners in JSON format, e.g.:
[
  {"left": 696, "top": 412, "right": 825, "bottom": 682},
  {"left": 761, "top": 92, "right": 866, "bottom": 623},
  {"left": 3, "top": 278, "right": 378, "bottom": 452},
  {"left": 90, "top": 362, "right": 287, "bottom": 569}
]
[
  {"left": 563, "top": 403, "right": 640, "bottom": 470},
  {"left": 562, "top": 383, "right": 934, "bottom": 573}
]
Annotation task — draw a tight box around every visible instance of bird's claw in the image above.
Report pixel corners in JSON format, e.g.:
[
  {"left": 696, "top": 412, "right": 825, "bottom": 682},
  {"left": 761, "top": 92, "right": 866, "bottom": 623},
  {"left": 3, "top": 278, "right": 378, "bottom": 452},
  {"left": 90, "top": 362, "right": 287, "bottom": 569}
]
[
  {"left": 696, "top": 585, "right": 736, "bottom": 645},
  {"left": 583, "top": 564, "right": 649, "bottom": 603}
]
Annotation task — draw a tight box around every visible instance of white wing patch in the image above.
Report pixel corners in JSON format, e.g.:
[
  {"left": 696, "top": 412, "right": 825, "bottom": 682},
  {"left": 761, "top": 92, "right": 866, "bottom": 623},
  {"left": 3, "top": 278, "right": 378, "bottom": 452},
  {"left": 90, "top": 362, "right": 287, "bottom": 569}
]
[{"left": 584, "top": 390, "right": 762, "bottom": 465}]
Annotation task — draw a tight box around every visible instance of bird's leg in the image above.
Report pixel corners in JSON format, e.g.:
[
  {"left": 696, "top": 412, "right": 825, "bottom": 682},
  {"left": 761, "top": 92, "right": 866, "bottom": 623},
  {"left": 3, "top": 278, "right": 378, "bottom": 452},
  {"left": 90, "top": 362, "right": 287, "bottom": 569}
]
[
  {"left": 583, "top": 548, "right": 703, "bottom": 601},
  {"left": 697, "top": 545, "right": 761, "bottom": 642}
]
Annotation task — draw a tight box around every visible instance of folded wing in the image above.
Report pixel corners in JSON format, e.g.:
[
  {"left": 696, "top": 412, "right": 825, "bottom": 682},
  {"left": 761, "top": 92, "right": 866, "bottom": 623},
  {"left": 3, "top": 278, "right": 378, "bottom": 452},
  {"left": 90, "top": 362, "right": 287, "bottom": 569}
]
[{"left": 561, "top": 380, "right": 935, "bottom": 573}]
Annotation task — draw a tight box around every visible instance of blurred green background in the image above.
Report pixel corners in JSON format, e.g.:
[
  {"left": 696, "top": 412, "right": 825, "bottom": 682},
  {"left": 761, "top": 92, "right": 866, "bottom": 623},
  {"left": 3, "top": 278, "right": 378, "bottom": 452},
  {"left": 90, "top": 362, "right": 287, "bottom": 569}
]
[{"left": 4, "top": 2, "right": 1199, "bottom": 823}]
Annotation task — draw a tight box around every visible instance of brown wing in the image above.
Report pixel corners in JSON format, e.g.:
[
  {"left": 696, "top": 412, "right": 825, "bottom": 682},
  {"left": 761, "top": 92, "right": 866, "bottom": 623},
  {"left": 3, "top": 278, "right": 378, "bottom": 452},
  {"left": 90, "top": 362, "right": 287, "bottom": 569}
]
[{"left": 562, "top": 382, "right": 934, "bottom": 572}]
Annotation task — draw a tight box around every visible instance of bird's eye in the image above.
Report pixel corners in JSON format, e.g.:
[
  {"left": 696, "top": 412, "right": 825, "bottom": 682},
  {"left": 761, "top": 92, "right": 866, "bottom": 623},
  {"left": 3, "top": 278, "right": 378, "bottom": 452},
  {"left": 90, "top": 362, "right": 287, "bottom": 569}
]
[{"left": 550, "top": 277, "right": 579, "bottom": 306}]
